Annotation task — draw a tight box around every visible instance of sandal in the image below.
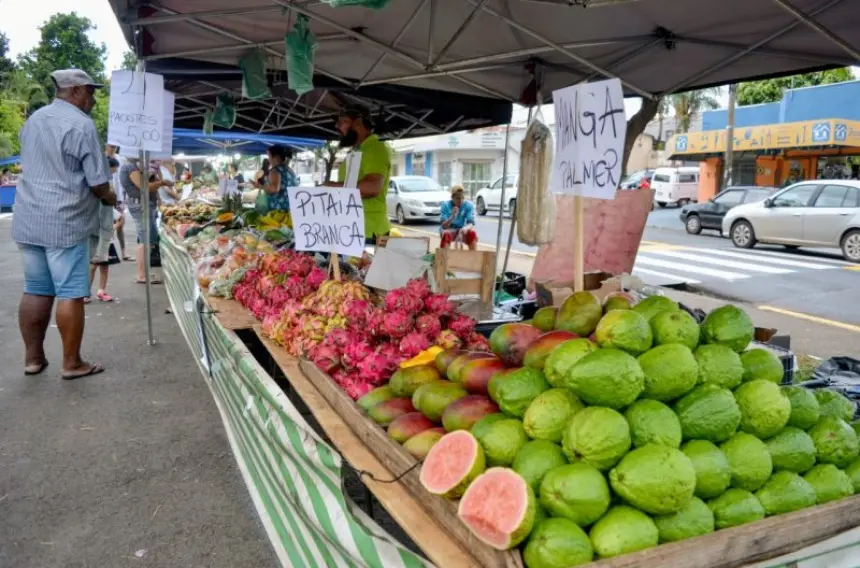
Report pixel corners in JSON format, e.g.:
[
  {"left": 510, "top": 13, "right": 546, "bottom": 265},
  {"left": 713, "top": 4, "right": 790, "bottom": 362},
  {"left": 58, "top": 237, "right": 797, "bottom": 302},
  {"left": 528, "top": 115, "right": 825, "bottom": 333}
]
[
  {"left": 136, "top": 279, "right": 163, "bottom": 285},
  {"left": 122, "top": 256, "right": 134, "bottom": 261},
  {"left": 61, "top": 363, "right": 105, "bottom": 381},
  {"left": 25, "top": 361, "right": 49, "bottom": 376},
  {"left": 83, "top": 296, "right": 92, "bottom": 304},
  {"left": 97, "top": 291, "right": 114, "bottom": 302}
]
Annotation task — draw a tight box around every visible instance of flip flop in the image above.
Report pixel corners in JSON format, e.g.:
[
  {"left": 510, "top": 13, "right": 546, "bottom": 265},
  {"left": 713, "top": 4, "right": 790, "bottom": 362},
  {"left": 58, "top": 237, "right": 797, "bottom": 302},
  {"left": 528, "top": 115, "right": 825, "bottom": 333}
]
[
  {"left": 122, "top": 256, "right": 134, "bottom": 261},
  {"left": 136, "top": 279, "right": 163, "bottom": 285},
  {"left": 61, "top": 364, "right": 105, "bottom": 381},
  {"left": 24, "top": 361, "right": 49, "bottom": 376},
  {"left": 97, "top": 292, "right": 114, "bottom": 302},
  {"left": 83, "top": 296, "right": 92, "bottom": 304}
]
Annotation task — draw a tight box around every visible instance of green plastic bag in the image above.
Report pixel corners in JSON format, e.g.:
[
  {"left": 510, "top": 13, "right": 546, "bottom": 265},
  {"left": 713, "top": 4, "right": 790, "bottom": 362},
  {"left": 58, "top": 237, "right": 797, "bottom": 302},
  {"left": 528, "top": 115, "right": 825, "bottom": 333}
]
[
  {"left": 285, "top": 15, "right": 317, "bottom": 95},
  {"left": 322, "top": 0, "right": 391, "bottom": 8},
  {"left": 213, "top": 94, "right": 236, "bottom": 128},
  {"left": 239, "top": 49, "right": 272, "bottom": 100},
  {"left": 202, "top": 111, "right": 214, "bottom": 135},
  {"left": 255, "top": 189, "right": 270, "bottom": 215}
]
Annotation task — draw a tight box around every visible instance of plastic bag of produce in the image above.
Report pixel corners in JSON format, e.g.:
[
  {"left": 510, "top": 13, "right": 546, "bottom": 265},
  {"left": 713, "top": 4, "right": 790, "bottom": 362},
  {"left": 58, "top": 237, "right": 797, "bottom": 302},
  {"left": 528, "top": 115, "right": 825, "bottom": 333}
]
[
  {"left": 213, "top": 94, "right": 236, "bottom": 128},
  {"left": 516, "top": 113, "right": 556, "bottom": 245},
  {"left": 321, "top": 0, "right": 391, "bottom": 8},
  {"left": 239, "top": 49, "right": 272, "bottom": 100},
  {"left": 285, "top": 15, "right": 317, "bottom": 95}
]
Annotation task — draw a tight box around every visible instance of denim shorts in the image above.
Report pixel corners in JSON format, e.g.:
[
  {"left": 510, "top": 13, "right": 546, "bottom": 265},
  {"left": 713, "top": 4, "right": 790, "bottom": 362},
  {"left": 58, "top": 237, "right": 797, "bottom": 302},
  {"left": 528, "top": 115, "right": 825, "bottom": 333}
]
[
  {"left": 18, "top": 239, "right": 90, "bottom": 299},
  {"left": 128, "top": 202, "right": 159, "bottom": 244}
]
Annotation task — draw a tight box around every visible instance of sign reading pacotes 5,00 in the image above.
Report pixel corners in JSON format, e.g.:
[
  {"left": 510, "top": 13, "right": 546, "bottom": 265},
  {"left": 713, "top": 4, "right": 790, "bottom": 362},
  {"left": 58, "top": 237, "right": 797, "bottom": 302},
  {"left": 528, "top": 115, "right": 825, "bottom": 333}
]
[
  {"left": 551, "top": 78, "right": 626, "bottom": 200},
  {"left": 288, "top": 187, "right": 366, "bottom": 257},
  {"left": 107, "top": 71, "right": 165, "bottom": 152}
]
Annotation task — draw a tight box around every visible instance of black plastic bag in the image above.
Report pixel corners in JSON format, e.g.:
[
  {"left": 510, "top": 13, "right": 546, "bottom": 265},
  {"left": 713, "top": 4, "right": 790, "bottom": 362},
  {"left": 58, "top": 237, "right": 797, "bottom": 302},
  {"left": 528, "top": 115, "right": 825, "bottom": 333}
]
[{"left": 804, "top": 356, "right": 860, "bottom": 419}]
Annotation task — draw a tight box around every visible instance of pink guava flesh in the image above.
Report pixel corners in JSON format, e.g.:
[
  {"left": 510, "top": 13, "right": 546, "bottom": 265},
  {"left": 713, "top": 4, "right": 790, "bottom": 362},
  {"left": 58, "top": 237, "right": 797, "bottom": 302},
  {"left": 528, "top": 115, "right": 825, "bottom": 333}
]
[
  {"left": 419, "top": 430, "right": 479, "bottom": 495},
  {"left": 457, "top": 468, "right": 529, "bottom": 549}
]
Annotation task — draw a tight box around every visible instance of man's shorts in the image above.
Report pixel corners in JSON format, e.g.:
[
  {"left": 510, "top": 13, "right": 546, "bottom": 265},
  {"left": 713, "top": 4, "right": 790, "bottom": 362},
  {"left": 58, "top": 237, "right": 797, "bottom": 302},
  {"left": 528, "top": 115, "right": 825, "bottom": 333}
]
[
  {"left": 90, "top": 232, "right": 112, "bottom": 265},
  {"left": 18, "top": 240, "right": 90, "bottom": 300}
]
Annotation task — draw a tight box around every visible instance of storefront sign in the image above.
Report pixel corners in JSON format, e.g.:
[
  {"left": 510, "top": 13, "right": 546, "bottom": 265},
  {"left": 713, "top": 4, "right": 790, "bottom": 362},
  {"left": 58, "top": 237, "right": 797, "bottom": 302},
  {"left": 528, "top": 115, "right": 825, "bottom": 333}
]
[
  {"left": 288, "top": 187, "right": 366, "bottom": 257},
  {"left": 107, "top": 71, "right": 165, "bottom": 152},
  {"left": 551, "top": 78, "right": 626, "bottom": 200}
]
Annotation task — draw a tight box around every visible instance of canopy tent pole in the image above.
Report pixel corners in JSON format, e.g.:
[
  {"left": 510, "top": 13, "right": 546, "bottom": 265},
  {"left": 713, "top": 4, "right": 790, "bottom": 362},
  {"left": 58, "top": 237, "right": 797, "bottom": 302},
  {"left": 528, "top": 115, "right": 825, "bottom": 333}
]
[
  {"left": 492, "top": 123, "right": 512, "bottom": 305},
  {"left": 138, "top": 61, "right": 155, "bottom": 346},
  {"left": 723, "top": 83, "right": 737, "bottom": 190},
  {"left": 769, "top": 0, "right": 860, "bottom": 60}
]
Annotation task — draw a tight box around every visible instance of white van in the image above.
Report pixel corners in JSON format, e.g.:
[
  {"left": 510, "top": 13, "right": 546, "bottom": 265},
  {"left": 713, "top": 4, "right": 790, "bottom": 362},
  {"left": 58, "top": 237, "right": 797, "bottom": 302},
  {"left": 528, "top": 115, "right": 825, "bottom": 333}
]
[{"left": 651, "top": 167, "right": 700, "bottom": 208}]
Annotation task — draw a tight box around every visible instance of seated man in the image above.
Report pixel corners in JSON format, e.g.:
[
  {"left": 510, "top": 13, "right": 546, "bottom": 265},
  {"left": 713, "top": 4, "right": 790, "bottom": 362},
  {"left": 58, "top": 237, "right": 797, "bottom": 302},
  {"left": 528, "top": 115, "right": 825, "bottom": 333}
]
[{"left": 440, "top": 185, "right": 478, "bottom": 250}]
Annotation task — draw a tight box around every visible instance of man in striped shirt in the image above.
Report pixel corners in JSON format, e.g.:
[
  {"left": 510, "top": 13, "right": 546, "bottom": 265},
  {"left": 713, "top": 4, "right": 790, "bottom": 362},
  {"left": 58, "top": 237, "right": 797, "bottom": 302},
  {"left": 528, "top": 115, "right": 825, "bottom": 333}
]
[{"left": 12, "top": 69, "right": 116, "bottom": 380}]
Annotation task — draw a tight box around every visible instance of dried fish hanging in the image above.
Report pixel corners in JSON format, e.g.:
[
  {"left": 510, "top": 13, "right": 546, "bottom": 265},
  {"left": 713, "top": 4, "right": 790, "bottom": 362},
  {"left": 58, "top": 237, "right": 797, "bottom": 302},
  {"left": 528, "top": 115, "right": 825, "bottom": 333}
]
[{"left": 516, "top": 109, "right": 556, "bottom": 245}]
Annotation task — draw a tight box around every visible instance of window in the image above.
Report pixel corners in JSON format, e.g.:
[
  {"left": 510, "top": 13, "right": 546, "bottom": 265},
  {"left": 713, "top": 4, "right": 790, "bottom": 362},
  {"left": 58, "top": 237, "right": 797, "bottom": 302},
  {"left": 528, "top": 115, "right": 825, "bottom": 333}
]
[
  {"left": 397, "top": 177, "right": 442, "bottom": 192},
  {"left": 714, "top": 190, "right": 743, "bottom": 206},
  {"left": 813, "top": 185, "right": 849, "bottom": 208},
  {"left": 438, "top": 161, "right": 452, "bottom": 189},
  {"left": 679, "top": 173, "right": 697, "bottom": 183},
  {"left": 844, "top": 187, "right": 860, "bottom": 207},
  {"left": 772, "top": 185, "right": 817, "bottom": 208},
  {"left": 462, "top": 163, "right": 492, "bottom": 197},
  {"left": 653, "top": 173, "right": 670, "bottom": 183},
  {"left": 743, "top": 188, "right": 773, "bottom": 203}
]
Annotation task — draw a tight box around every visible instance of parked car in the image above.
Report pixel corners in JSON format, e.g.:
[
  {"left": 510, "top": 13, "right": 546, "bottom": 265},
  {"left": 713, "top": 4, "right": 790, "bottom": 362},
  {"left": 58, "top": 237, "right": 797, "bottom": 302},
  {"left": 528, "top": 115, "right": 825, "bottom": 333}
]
[
  {"left": 651, "top": 166, "right": 700, "bottom": 207},
  {"left": 680, "top": 186, "right": 776, "bottom": 235},
  {"left": 475, "top": 173, "right": 518, "bottom": 216},
  {"left": 621, "top": 169, "right": 654, "bottom": 190},
  {"left": 722, "top": 180, "right": 860, "bottom": 262},
  {"left": 386, "top": 176, "right": 450, "bottom": 224}
]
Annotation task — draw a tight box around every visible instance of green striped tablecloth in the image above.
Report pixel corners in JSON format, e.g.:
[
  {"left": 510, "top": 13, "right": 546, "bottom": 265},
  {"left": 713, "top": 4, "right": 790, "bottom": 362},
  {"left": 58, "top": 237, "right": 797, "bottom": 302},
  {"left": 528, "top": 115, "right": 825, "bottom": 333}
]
[{"left": 160, "top": 230, "right": 432, "bottom": 568}]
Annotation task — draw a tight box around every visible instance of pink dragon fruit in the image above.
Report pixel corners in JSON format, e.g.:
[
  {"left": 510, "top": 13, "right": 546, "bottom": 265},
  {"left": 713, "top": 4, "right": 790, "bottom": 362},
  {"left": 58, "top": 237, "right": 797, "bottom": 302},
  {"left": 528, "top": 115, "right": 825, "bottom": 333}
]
[
  {"left": 257, "top": 274, "right": 279, "bottom": 297},
  {"left": 281, "top": 299, "right": 303, "bottom": 323},
  {"left": 465, "top": 332, "right": 491, "bottom": 352},
  {"left": 344, "top": 380, "right": 375, "bottom": 400},
  {"left": 405, "top": 278, "right": 432, "bottom": 299},
  {"left": 381, "top": 311, "right": 414, "bottom": 339},
  {"left": 384, "top": 288, "right": 424, "bottom": 314},
  {"left": 268, "top": 285, "right": 293, "bottom": 308},
  {"left": 448, "top": 314, "right": 476, "bottom": 339},
  {"left": 367, "top": 308, "right": 387, "bottom": 337},
  {"left": 377, "top": 342, "right": 407, "bottom": 370},
  {"left": 323, "top": 328, "right": 353, "bottom": 350},
  {"left": 415, "top": 313, "right": 442, "bottom": 340},
  {"left": 343, "top": 299, "right": 371, "bottom": 327},
  {"left": 283, "top": 275, "right": 310, "bottom": 300},
  {"left": 305, "top": 266, "right": 327, "bottom": 289},
  {"left": 400, "top": 332, "right": 430, "bottom": 358},
  {"left": 424, "top": 293, "right": 456, "bottom": 316},
  {"left": 261, "top": 312, "right": 280, "bottom": 336},
  {"left": 250, "top": 297, "right": 270, "bottom": 319},
  {"left": 342, "top": 340, "right": 374, "bottom": 369},
  {"left": 435, "top": 329, "right": 463, "bottom": 350},
  {"left": 309, "top": 344, "right": 341, "bottom": 374},
  {"left": 357, "top": 353, "right": 393, "bottom": 385}
]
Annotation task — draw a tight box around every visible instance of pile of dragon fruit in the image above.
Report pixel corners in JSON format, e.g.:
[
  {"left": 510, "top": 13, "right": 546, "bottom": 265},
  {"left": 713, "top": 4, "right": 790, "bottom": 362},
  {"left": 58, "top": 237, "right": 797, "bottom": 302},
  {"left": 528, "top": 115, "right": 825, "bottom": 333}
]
[{"left": 233, "top": 250, "right": 328, "bottom": 320}]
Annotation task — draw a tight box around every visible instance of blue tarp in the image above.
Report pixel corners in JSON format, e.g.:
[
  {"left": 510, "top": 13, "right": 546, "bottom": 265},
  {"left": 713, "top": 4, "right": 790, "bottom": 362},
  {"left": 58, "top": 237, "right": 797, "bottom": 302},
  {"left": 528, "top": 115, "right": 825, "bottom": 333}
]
[
  {"left": 170, "top": 129, "right": 324, "bottom": 156},
  {"left": 0, "top": 155, "right": 20, "bottom": 167}
]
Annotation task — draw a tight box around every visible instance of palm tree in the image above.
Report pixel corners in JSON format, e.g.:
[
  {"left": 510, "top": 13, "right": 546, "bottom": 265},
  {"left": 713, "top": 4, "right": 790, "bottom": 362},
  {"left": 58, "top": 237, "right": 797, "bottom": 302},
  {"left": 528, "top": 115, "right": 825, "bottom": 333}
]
[{"left": 669, "top": 88, "right": 721, "bottom": 133}]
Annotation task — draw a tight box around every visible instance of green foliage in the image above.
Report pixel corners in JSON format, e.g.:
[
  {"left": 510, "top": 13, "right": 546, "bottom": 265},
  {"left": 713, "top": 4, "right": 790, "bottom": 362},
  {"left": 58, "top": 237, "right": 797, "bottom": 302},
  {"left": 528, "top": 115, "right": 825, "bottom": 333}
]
[
  {"left": 91, "top": 88, "right": 110, "bottom": 142},
  {"left": 121, "top": 51, "right": 138, "bottom": 71},
  {"left": 669, "top": 88, "right": 721, "bottom": 133},
  {"left": 0, "top": 32, "right": 16, "bottom": 78},
  {"left": 314, "top": 140, "right": 340, "bottom": 182},
  {"left": 737, "top": 69, "right": 854, "bottom": 106}
]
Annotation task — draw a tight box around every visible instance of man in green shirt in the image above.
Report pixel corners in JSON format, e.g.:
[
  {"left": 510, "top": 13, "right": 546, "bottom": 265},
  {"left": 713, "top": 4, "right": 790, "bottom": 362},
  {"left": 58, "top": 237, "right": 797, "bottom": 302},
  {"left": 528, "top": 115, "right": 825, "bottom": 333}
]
[{"left": 329, "top": 105, "right": 391, "bottom": 244}]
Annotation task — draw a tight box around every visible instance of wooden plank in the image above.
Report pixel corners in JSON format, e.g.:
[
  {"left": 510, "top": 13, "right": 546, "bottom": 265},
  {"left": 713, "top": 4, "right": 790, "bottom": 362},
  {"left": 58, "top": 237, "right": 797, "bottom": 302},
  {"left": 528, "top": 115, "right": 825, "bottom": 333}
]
[
  {"left": 298, "top": 358, "right": 524, "bottom": 568},
  {"left": 206, "top": 296, "right": 258, "bottom": 330},
  {"left": 591, "top": 494, "right": 860, "bottom": 568},
  {"left": 253, "top": 327, "right": 483, "bottom": 568}
]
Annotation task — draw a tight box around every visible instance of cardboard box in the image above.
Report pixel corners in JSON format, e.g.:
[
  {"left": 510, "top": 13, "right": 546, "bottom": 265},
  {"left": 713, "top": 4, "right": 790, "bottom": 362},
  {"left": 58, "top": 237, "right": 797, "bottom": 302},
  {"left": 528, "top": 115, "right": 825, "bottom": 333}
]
[{"left": 534, "top": 271, "right": 621, "bottom": 307}]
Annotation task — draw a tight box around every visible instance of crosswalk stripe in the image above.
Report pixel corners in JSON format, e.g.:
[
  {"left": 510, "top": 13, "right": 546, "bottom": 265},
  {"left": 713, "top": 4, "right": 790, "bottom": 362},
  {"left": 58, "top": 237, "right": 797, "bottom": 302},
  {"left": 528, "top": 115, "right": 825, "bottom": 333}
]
[
  {"left": 644, "top": 250, "right": 793, "bottom": 274},
  {"left": 634, "top": 256, "right": 750, "bottom": 280},
  {"left": 680, "top": 248, "right": 837, "bottom": 269},
  {"left": 736, "top": 248, "right": 852, "bottom": 266},
  {"left": 632, "top": 267, "right": 701, "bottom": 284},
  {"left": 0, "top": 213, "right": 11, "bottom": 220}
]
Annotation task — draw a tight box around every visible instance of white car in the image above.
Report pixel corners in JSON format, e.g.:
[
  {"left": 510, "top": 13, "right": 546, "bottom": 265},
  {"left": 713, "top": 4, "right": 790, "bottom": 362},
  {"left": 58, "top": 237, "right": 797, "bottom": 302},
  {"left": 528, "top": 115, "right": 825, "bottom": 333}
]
[
  {"left": 721, "top": 180, "right": 860, "bottom": 262},
  {"left": 475, "top": 173, "right": 518, "bottom": 216},
  {"left": 651, "top": 166, "right": 700, "bottom": 208},
  {"left": 386, "top": 176, "right": 450, "bottom": 224}
]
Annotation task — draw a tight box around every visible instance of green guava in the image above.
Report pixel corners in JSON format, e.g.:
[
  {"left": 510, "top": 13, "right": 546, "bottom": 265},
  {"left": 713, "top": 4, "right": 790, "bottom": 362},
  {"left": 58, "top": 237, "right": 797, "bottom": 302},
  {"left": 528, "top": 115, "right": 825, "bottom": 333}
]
[
  {"left": 532, "top": 307, "right": 558, "bottom": 332},
  {"left": 632, "top": 295, "right": 679, "bottom": 322},
  {"left": 734, "top": 379, "right": 791, "bottom": 439},
  {"left": 695, "top": 344, "right": 744, "bottom": 389},
  {"left": 609, "top": 444, "right": 697, "bottom": 515},
  {"left": 637, "top": 344, "right": 699, "bottom": 402},
  {"left": 808, "top": 416, "right": 860, "bottom": 468},
  {"left": 624, "top": 399, "right": 682, "bottom": 448},
  {"left": 523, "top": 518, "right": 594, "bottom": 568},
  {"left": 513, "top": 440, "right": 569, "bottom": 494},
  {"left": 494, "top": 367, "right": 549, "bottom": 418},
  {"left": 803, "top": 464, "right": 855, "bottom": 504},
  {"left": 783, "top": 386, "right": 821, "bottom": 430},
  {"left": 740, "top": 348, "right": 784, "bottom": 384},
  {"left": 555, "top": 291, "right": 603, "bottom": 336},
  {"left": 652, "top": 497, "right": 715, "bottom": 543},
  {"left": 539, "top": 463, "right": 611, "bottom": 527},
  {"left": 470, "top": 413, "right": 506, "bottom": 440},
  {"left": 720, "top": 432, "right": 773, "bottom": 491},
  {"left": 562, "top": 407, "right": 631, "bottom": 471},
  {"left": 814, "top": 390, "right": 856, "bottom": 422},
  {"left": 588, "top": 506, "right": 659, "bottom": 559},
  {"left": 844, "top": 458, "right": 860, "bottom": 493},
  {"left": 594, "top": 309, "right": 653, "bottom": 356},
  {"left": 474, "top": 418, "right": 529, "bottom": 467},
  {"left": 681, "top": 440, "right": 732, "bottom": 499},
  {"left": 755, "top": 471, "right": 817, "bottom": 515},
  {"left": 708, "top": 488, "right": 765, "bottom": 529},
  {"left": 650, "top": 309, "right": 701, "bottom": 351},
  {"left": 523, "top": 388, "right": 584, "bottom": 442},
  {"left": 543, "top": 339, "right": 598, "bottom": 388},
  {"left": 565, "top": 348, "right": 645, "bottom": 409},
  {"left": 765, "top": 427, "right": 817, "bottom": 473},
  {"left": 674, "top": 385, "right": 741, "bottom": 443},
  {"left": 700, "top": 305, "right": 754, "bottom": 352}
]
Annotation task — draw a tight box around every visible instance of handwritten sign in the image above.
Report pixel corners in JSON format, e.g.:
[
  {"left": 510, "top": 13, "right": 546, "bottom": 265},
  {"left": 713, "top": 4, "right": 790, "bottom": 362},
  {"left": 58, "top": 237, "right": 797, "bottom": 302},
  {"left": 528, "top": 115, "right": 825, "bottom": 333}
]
[
  {"left": 107, "top": 71, "right": 165, "bottom": 152},
  {"left": 551, "top": 78, "right": 626, "bottom": 200},
  {"left": 150, "top": 90, "right": 175, "bottom": 159},
  {"left": 288, "top": 186, "right": 365, "bottom": 257},
  {"left": 343, "top": 151, "right": 362, "bottom": 188}
]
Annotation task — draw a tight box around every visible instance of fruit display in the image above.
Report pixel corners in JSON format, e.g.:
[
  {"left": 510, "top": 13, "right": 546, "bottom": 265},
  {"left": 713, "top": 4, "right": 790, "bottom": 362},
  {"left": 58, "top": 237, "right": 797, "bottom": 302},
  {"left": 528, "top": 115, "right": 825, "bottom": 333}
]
[{"left": 357, "top": 291, "right": 860, "bottom": 566}]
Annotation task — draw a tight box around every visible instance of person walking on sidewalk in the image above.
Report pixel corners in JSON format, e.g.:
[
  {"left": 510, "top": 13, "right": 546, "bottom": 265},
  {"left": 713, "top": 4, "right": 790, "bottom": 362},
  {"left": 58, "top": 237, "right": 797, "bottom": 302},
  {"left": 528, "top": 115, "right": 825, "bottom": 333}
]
[
  {"left": 105, "top": 144, "right": 132, "bottom": 260},
  {"left": 12, "top": 69, "right": 115, "bottom": 380}
]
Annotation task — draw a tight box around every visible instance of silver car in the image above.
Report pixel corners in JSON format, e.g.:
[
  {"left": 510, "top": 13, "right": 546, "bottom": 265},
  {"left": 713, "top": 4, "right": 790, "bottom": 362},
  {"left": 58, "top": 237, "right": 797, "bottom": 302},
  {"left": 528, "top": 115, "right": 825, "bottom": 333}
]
[
  {"left": 386, "top": 176, "right": 450, "bottom": 224},
  {"left": 722, "top": 180, "right": 860, "bottom": 262}
]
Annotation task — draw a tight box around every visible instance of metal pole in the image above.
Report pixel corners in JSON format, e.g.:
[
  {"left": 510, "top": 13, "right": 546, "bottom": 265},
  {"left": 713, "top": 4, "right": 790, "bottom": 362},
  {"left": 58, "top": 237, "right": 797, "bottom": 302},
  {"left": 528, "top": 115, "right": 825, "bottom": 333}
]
[
  {"left": 137, "top": 60, "right": 155, "bottom": 345},
  {"left": 723, "top": 83, "right": 737, "bottom": 190},
  {"left": 493, "top": 124, "right": 512, "bottom": 305}
]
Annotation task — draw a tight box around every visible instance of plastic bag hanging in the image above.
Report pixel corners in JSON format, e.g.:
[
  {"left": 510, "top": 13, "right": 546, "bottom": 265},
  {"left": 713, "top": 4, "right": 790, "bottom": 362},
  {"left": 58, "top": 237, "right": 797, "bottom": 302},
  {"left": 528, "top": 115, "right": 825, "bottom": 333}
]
[
  {"left": 202, "top": 111, "right": 214, "bottom": 135},
  {"left": 516, "top": 111, "right": 556, "bottom": 245},
  {"left": 239, "top": 49, "right": 272, "bottom": 100},
  {"left": 285, "top": 15, "right": 317, "bottom": 96},
  {"left": 212, "top": 94, "right": 236, "bottom": 129},
  {"left": 321, "top": 0, "right": 391, "bottom": 8}
]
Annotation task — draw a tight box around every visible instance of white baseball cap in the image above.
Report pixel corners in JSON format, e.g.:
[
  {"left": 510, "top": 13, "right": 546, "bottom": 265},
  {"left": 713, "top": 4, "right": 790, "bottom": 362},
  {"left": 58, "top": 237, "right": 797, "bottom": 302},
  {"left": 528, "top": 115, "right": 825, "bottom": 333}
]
[{"left": 50, "top": 69, "right": 103, "bottom": 89}]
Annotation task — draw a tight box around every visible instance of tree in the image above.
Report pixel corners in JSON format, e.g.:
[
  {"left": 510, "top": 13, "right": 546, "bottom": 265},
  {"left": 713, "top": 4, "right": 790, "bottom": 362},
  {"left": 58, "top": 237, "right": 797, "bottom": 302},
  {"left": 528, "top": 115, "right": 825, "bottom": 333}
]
[
  {"left": 91, "top": 88, "right": 110, "bottom": 142},
  {"left": 737, "top": 68, "right": 854, "bottom": 106},
  {"left": 314, "top": 140, "right": 340, "bottom": 183},
  {"left": 623, "top": 97, "right": 662, "bottom": 176},
  {"left": 669, "top": 88, "right": 721, "bottom": 133},
  {"left": 121, "top": 51, "right": 138, "bottom": 71},
  {"left": 0, "top": 32, "right": 15, "bottom": 78}
]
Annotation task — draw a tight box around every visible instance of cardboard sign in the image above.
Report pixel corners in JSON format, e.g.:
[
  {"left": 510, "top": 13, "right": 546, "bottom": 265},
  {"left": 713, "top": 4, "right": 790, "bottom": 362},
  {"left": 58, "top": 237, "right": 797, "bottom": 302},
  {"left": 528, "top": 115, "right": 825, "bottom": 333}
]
[
  {"left": 107, "top": 71, "right": 165, "bottom": 152},
  {"left": 551, "top": 78, "right": 626, "bottom": 200},
  {"left": 343, "top": 151, "right": 362, "bottom": 188},
  {"left": 288, "top": 186, "right": 365, "bottom": 257},
  {"left": 150, "top": 90, "right": 175, "bottom": 159}
]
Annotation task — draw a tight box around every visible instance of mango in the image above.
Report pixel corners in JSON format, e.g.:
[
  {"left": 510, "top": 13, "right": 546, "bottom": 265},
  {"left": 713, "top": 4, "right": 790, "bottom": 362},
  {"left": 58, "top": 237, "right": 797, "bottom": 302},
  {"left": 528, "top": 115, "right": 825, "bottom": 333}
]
[
  {"left": 389, "top": 365, "right": 443, "bottom": 397},
  {"left": 533, "top": 307, "right": 559, "bottom": 332},
  {"left": 436, "top": 349, "right": 468, "bottom": 376},
  {"left": 442, "top": 395, "right": 500, "bottom": 432},
  {"left": 556, "top": 291, "right": 603, "bottom": 336},
  {"left": 388, "top": 412, "right": 437, "bottom": 443},
  {"left": 412, "top": 381, "right": 469, "bottom": 422},
  {"left": 447, "top": 352, "right": 497, "bottom": 383},
  {"left": 357, "top": 386, "right": 395, "bottom": 412},
  {"left": 367, "top": 397, "right": 416, "bottom": 426},
  {"left": 403, "top": 428, "right": 446, "bottom": 459},
  {"left": 459, "top": 356, "right": 506, "bottom": 395},
  {"left": 488, "top": 323, "right": 543, "bottom": 366},
  {"left": 523, "top": 330, "right": 579, "bottom": 371},
  {"left": 488, "top": 367, "right": 519, "bottom": 402}
]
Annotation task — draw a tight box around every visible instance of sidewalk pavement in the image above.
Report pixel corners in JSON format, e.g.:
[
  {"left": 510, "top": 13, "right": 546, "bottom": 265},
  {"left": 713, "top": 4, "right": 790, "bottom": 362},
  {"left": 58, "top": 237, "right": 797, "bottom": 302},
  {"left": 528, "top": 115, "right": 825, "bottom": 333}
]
[
  {"left": 400, "top": 227, "right": 860, "bottom": 360},
  {"left": 0, "top": 221, "right": 276, "bottom": 567}
]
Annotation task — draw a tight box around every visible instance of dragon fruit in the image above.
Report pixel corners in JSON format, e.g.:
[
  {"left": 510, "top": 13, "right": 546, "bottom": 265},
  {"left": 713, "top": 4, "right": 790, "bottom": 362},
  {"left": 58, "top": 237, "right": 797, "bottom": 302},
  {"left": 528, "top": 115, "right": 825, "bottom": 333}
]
[
  {"left": 250, "top": 297, "right": 270, "bottom": 319},
  {"left": 268, "top": 285, "right": 293, "bottom": 307},
  {"left": 377, "top": 343, "right": 407, "bottom": 370},
  {"left": 384, "top": 288, "right": 424, "bottom": 314},
  {"left": 283, "top": 274, "right": 311, "bottom": 300},
  {"left": 448, "top": 314, "right": 476, "bottom": 339},
  {"left": 382, "top": 311, "right": 414, "bottom": 339},
  {"left": 366, "top": 308, "right": 386, "bottom": 337},
  {"left": 261, "top": 312, "right": 280, "bottom": 336},
  {"left": 436, "top": 329, "right": 463, "bottom": 350},
  {"left": 400, "top": 332, "right": 430, "bottom": 358},
  {"left": 342, "top": 340, "right": 374, "bottom": 369},
  {"left": 357, "top": 353, "right": 393, "bottom": 385},
  {"left": 416, "top": 313, "right": 442, "bottom": 339},
  {"left": 323, "top": 328, "right": 353, "bottom": 350},
  {"left": 310, "top": 344, "right": 341, "bottom": 374},
  {"left": 257, "top": 274, "right": 279, "bottom": 297},
  {"left": 405, "top": 278, "right": 432, "bottom": 299},
  {"left": 424, "top": 293, "right": 456, "bottom": 316},
  {"left": 281, "top": 299, "right": 303, "bottom": 323},
  {"left": 465, "top": 332, "right": 491, "bottom": 352},
  {"left": 305, "top": 266, "right": 327, "bottom": 289},
  {"left": 343, "top": 299, "right": 371, "bottom": 326}
]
